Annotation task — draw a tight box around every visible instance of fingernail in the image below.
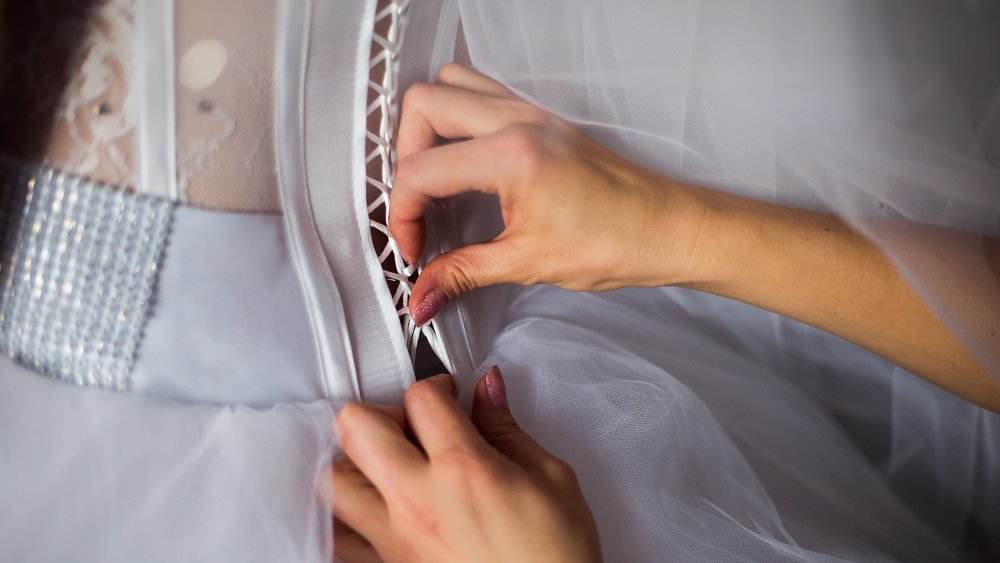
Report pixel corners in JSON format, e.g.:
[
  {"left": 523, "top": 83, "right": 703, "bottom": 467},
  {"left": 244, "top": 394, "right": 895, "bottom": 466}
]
[
  {"left": 411, "top": 289, "right": 448, "bottom": 326},
  {"left": 484, "top": 365, "right": 507, "bottom": 409}
]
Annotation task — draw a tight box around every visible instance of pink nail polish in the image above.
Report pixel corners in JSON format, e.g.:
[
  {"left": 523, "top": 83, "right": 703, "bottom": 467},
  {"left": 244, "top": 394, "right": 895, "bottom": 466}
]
[
  {"left": 484, "top": 365, "right": 507, "bottom": 409},
  {"left": 411, "top": 289, "right": 449, "bottom": 326}
]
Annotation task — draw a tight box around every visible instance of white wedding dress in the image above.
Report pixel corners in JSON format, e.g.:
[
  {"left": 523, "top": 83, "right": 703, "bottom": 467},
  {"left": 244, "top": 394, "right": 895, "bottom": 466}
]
[{"left": 0, "top": 0, "right": 997, "bottom": 561}]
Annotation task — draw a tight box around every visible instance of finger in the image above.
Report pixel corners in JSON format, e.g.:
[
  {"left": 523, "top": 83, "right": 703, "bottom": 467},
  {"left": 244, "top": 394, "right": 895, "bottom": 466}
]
[
  {"left": 390, "top": 135, "right": 513, "bottom": 265},
  {"left": 403, "top": 374, "right": 487, "bottom": 459},
  {"left": 334, "top": 519, "right": 383, "bottom": 563},
  {"left": 408, "top": 238, "right": 521, "bottom": 326},
  {"left": 358, "top": 405, "right": 423, "bottom": 450},
  {"left": 318, "top": 459, "right": 388, "bottom": 541},
  {"left": 336, "top": 404, "right": 426, "bottom": 493},
  {"left": 435, "top": 63, "right": 517, "bottom": 99},
  {"left": 470, "top": 366, "right": 557, "bottom": 475},
  {"left": 367, "top": 404, "right": 407, "bottom": 430},
  {"left": 397, "top": 82, "right": 545, "bottom": 160}
]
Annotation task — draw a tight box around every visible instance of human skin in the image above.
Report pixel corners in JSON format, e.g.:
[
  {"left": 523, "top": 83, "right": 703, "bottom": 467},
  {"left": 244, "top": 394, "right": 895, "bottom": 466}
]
[
  {"left": 322, "top": 369, "right": 602, "bottom": 563},
  {"left": 389, "top": 64, "right": 1000, "bottom": 413}
]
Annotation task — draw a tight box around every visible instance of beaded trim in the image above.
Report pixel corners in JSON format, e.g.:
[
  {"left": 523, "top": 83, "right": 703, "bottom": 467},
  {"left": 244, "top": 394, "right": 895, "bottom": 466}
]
[{"left": 0, "top": 158, "right": 173, "bottom": 389}]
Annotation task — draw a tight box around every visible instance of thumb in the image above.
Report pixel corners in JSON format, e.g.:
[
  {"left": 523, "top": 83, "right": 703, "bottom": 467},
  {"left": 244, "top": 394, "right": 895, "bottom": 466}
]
[
  {"left": 470, "top": 365, "right": 552, "bottom": 472},
  {"left": 409, "top": 239, "right": 517, "bottom": 326}
]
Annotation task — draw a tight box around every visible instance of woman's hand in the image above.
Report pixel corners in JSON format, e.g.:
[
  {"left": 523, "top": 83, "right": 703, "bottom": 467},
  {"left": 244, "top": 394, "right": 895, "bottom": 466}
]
[
  {"left": 322, "top": 368, "right": 602, "bottom": 563},
  {"left": 391, "top": 64, "right": 999, "bottom": 411},
  {"left": 391, "top": 64, "right": 704, "bottom": 325}
]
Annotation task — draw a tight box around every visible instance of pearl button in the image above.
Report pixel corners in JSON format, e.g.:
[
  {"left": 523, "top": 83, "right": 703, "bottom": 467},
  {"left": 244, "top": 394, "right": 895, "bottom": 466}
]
[{"left": 178, "top": 39, "right": 228, "bottom": 91}]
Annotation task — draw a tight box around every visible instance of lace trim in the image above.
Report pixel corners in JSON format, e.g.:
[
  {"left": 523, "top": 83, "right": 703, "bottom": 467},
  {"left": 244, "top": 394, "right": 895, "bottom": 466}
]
[
  {"left": 0, "top": 0, "right": 137, "bottom": 186},
  {"left": 367, "top": 0, "right": 452, "bottom": 373}
]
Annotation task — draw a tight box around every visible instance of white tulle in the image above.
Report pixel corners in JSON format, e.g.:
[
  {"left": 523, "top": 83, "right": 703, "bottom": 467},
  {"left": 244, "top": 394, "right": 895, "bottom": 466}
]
[
  {"left": 0, "top": 355, "right": 336, "bottom": 562},
  {"left": 434, "top": 0, "right": 1000, "bottom": 560}
]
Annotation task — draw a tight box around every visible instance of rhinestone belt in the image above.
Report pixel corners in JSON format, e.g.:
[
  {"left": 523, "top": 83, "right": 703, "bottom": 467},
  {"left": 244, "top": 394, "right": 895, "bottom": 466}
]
[{"left": 0, "top": 158, "right": 173, "bottom": 389}]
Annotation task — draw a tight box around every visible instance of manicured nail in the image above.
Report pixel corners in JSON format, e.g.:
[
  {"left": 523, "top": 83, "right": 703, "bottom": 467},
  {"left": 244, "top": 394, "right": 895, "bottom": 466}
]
[
  {"left": 484, "top": 365, "right": 506, "bottom": 409},
  {"left": 411, "top": 289, "right": 448, "bottom": 326}
]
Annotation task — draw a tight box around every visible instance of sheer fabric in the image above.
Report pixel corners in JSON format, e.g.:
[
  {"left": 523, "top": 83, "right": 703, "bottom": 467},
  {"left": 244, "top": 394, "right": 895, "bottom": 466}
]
[
  {"left": 0, "top": 355, "right": 335, "bottom": 563},
  {"left": 433, "top": 0, "right": 1000, "bottom": 559},
  {"left": 0, "top": 1, "right": 359, "bottom": 560}
]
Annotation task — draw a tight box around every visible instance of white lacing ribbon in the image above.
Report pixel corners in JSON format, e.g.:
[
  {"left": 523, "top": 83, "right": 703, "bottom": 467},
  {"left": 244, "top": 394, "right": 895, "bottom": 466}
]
[{"left": 367, "top": 0, "right": 452, "bottom": 371}]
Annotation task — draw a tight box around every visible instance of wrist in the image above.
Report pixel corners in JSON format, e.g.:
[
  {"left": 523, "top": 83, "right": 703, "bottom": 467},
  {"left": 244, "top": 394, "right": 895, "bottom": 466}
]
[{"left": 639, "top": 179, "right": 723, "bottom": 288}]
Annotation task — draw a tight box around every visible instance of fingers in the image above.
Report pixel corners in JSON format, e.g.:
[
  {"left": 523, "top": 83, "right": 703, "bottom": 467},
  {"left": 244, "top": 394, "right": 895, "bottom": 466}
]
[
  {"left": 333, "top": 519, "right": 383, "bottom": 563},
  {"left": 435, "top": 63, "right": 516, "bottom": 99},
  {"left": 392, "top": 66, "right": 547, "bottom": 269},
  {"left": 403, "top": 374, "right": 489, "bottom": 459},
  {"left": 471, "top": 366, "right": 569, "bottom": 483},
  {"left": 365, "top": 404, "right": 407, "bottom": 429},
  {"left": 397, "top": 82, "right": 540, "bottom": 160},
  {"left": 320, "top": 459, "right": 388, "bottom": 542},
  {"left": 336, "top": 404, "right": 425, "bottom": 493},
  {"left": 408, "top": 239, "right": 520, "bottom": 326},
  {"left": 389, "top": 136, "right": 509, "bottom": 265}
]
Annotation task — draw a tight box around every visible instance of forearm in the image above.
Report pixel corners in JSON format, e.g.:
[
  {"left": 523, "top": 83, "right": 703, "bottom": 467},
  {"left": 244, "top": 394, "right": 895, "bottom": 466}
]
[
  {"left": 655, "top": 183, "right": 1000, "bottom": 411},
  {"left": 389, "top": 65, "right": 999, "bottom": 411}
]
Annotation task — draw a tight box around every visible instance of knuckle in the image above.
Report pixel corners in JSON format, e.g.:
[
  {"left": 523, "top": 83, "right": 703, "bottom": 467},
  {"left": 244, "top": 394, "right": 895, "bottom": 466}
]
[
  {"left": 392, "top": 155, "right": 421, "bottom": 189},
  {"left": 510, "top": 101, "right": 549, "bottom": 126},
  {"left": 440, "top": 252, "right": 482, "bottom": 294},
  {"left": 540, "top": 456, "right": 578, "bottom": 485},
  {"left": 335, "top": 403, "right": 369, "bottom": 444},
  {"left": 500, "top": 125, "right": 547, "bottom": 173},
  {"left": 337, "top": 403, "right": 366, "bottom": 428},
  {"left": 435, "top": 62, "right": 464, "bottom": 83},
  {"left": 502, "top": 123, "right": 542, "bottom": 150},
  {"left": 402, "top": 81, "right": 434, "bottom": 113},
  {"left": 489, "top": 419, "right": 524, "bottom": 441},
  {"left": 389, "top": 488, "right": 424, "bottom": 522},
  {"left": 403, "top": 378, "right": 439, "bottom": 408},
  {"left": 436, "top": 447, "right": 492, "bottom": 482},
  {"left": 386, "top": 211, "right": 403, "bottom": 238}
]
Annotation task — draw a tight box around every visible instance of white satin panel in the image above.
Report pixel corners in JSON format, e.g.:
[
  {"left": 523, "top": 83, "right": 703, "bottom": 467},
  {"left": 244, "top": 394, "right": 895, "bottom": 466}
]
[{"left": 134, "top": 207, "right": 325, "bottom": 406}]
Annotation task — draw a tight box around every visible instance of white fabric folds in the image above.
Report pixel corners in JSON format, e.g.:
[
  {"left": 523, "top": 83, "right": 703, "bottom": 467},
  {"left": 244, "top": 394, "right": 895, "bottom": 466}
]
[
  {"left": 436, "top": 0, "right": 1000, "bottom": 560},
  {"left": 0, "top": 356, "right": 336, "bottom": 562}
]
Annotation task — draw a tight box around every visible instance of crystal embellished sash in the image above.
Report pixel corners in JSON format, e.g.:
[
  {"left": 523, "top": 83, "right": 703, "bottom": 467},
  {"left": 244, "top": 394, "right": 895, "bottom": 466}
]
[{"left": 0, "top": 158, "right": 173, "bottom": 389}]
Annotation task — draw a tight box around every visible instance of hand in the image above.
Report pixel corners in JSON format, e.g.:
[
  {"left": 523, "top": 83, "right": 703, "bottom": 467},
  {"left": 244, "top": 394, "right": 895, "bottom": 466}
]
[
  {"left": 391, "top": 64, "right": 705, "bottom": 325},
  {"left": 321, "top": 368, "right": 602, "bottom": 563},
  {"left": 389, "top": 66, "right": 1000, "bottom": 411}
]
